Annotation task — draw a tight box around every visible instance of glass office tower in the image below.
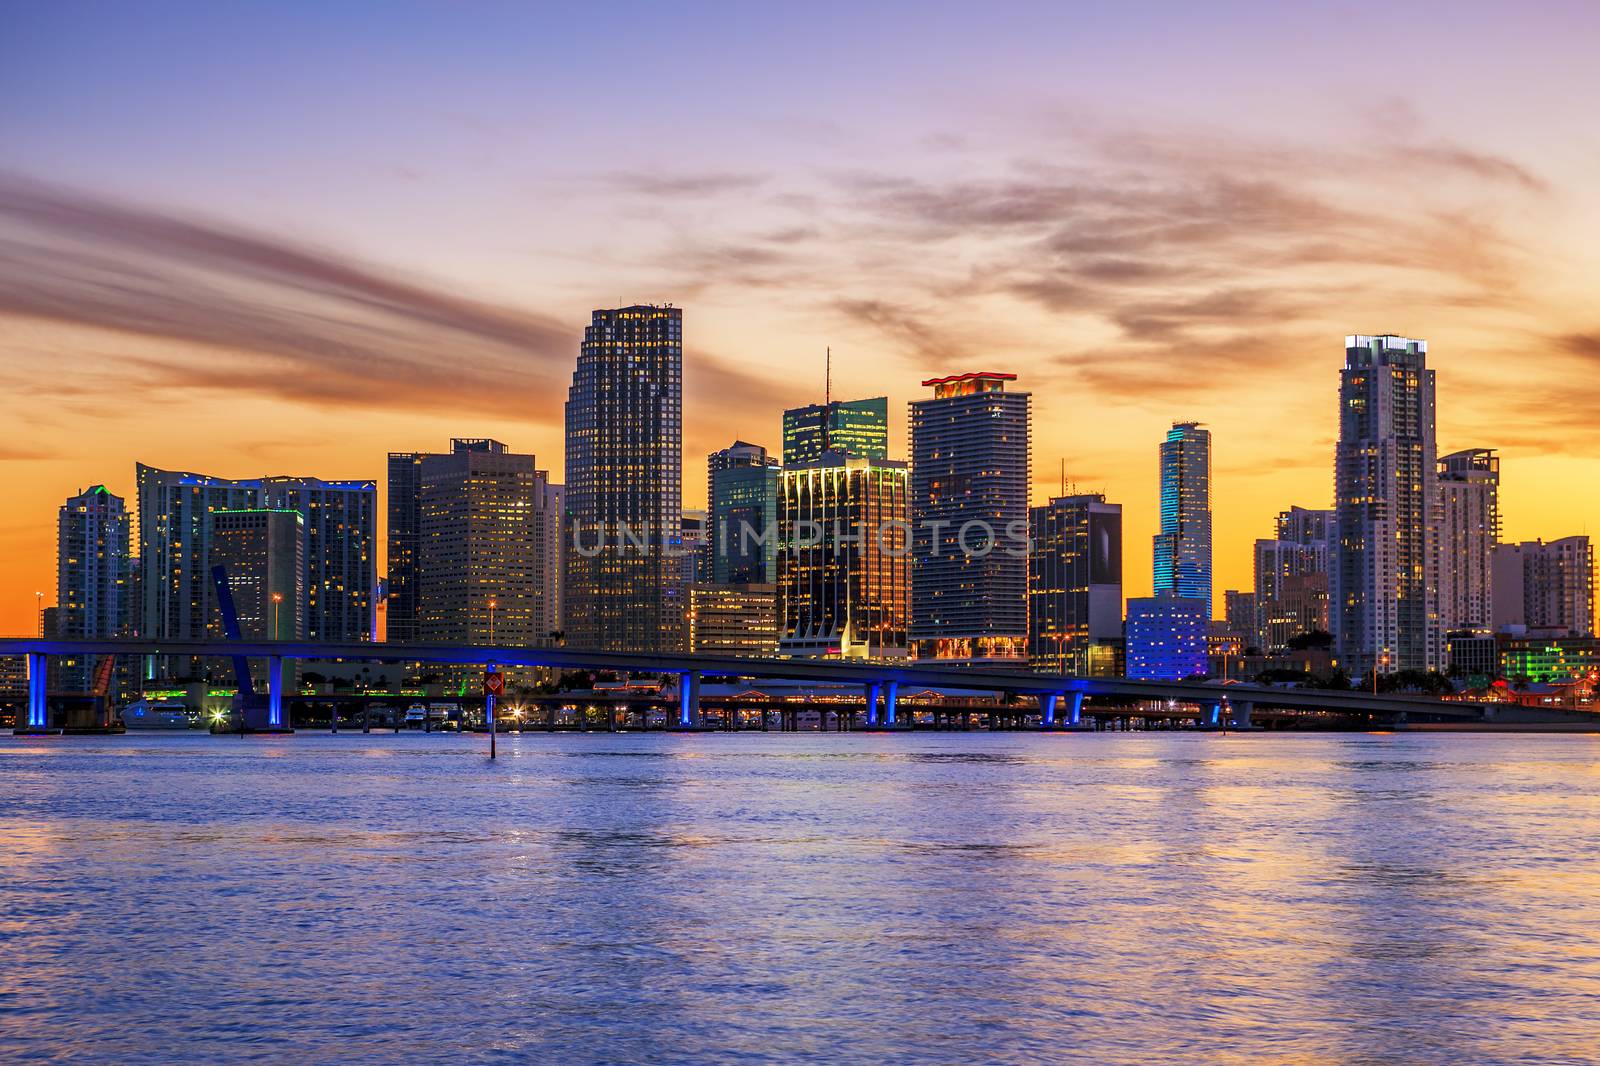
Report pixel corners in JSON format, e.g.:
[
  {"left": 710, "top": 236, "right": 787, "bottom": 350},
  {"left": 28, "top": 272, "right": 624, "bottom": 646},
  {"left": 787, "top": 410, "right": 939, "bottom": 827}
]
[{"left": 564, "top": 305, "right": 686, "bottom": 652}]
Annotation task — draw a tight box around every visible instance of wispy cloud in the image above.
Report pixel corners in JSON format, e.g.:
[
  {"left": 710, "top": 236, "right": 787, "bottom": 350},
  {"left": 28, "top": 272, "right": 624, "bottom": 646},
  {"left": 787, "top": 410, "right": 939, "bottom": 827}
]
[{"left": 0, "top": 174, "right": 775, "bottom": 421}]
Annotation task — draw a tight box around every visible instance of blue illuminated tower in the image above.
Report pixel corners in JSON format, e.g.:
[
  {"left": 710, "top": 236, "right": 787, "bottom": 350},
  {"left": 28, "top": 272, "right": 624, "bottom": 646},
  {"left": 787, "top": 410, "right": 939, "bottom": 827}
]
[{"left": 1152, "top": 421, "right": 1212, "bottom": 617}]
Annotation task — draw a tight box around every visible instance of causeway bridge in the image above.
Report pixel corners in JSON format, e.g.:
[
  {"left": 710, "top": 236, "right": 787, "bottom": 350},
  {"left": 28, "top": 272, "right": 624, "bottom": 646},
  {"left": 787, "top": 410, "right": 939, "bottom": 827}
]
[{"left": 2, "top": 637, "right": 1514, "bottom": 734}]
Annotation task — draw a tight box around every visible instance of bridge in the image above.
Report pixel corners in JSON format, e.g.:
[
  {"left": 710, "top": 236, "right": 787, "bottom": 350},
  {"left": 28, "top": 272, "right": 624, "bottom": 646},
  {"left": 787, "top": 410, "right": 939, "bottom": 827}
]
[{"left": 2, "top": 637, "right": 1511, "bottom": 735}]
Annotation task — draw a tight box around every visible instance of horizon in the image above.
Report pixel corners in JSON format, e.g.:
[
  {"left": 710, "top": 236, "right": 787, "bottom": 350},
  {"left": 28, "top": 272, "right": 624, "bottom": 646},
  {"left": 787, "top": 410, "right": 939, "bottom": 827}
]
[{"left": 5, "top": 2, "right": 1600, "bottom": 634}]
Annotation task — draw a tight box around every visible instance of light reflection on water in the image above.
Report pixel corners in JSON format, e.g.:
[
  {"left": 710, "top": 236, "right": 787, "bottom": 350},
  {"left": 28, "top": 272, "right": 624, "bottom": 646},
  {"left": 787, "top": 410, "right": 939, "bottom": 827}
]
[{"left": 3, "top": 732, "right": 1600, "bottom": 1064}]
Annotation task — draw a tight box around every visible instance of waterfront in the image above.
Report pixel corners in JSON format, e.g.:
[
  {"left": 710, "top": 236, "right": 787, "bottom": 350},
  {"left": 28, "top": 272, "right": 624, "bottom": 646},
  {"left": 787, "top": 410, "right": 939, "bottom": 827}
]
[{"left": 3, "top": 732, "right": 1599, "bottom": 1063}]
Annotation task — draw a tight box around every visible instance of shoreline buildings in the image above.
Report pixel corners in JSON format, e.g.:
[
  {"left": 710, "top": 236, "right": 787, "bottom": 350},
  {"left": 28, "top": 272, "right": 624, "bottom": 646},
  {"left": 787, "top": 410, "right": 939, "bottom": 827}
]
[
  {"left": 909, "top": 373, "right": 1030, "bottom": 665},
  {"left": 135, "top": 464, "right": 375, "bottom": 676}
]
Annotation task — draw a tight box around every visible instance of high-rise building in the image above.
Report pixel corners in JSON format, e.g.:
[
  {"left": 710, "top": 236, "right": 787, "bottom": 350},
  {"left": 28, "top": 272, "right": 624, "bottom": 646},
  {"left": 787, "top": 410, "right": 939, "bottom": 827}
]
[
  {"left": 385, "top": 451, "right": 425, "bottom": 644},
  {"left": 1251, "top": 505, "right": 1335, "bottom": 655},
  {"left": 689, "top": 583, "right": 779, "bottom": 656},
  {"left": 209, "top": 510, "right": 304, "bottom": 640},
  {"left": 256, "top": 477, "right": 376, "bottom": 642},
  {"left": 137, "top": 465, "right": 376, "bottom": 662},
  {"left": 681, "top": 509, "right": 712, "bottom": 586},
  {"left": 709, "top": 441, "right": 781, "bottom": 584},
  {"left": 782, "top": 397, "right": 889, "bottom": 466},
  {"left": 1276, "top": 506, "right": 1335, "bottom": 568},
  {"left": 1494, "top": 537, "right": 1595, "bottom": 637},
  {"left": 413, "top": 439, "right": 552, "bottom": 648},
  {"left": 540, "top": 482, "right": 565, "bottom": 641},
  {"left": 1436, "top": 449, "right": 1500, "bottom": 633},
  {"left": 565, "top": 305, "right": 686, "bottom": 653},
  {"left": 778, "top": 454, "right": 910, "bottom": 659},
  {"left": 909, "top": 373, "right": 1030, "bottom": 664},
  {"left": 56, "top": 486, "right": 132, "bottom": 691},
  {"left": 1223, "top": 590, "right": 1260, "bottom": 651},
  {"left": 1028, "top": 493, "right": 1122, "bottom": 674},
  {"left": 1152, "top": 421, "right": 1212, "bottom": 616},
  {"left": 1333, "top": 335, "right": 1440, "bottom": 675},
  {"left": 1124, "top": 594, "right": 1208, "bottom": 681}
]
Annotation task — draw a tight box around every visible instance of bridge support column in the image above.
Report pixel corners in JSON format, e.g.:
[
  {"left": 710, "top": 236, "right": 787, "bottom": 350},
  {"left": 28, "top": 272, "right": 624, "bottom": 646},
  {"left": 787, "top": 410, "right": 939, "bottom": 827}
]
[
  {"left": 267, "top": 655, "right": 285, "bottom": 729},
  {"left": 865, "top": 683, "right": 881, "bottom": 727},
  {"left": 883, "top": 681, "right": 899, "bottom": 728},
  {"left": 1038, "top": 693, "right": 1058, "bottom": 727},
  {"left": 1228, "top": 700, "right": 1254, "bottom": 730},
  {"left": 22, "top": 651, "right": 49, "bottom": 732},
  {"left": 1068, "top": 691, "right": 1084, "bottom": 727},
  {"left": 1207, "top": 701, "right": 1222, "bottom": 728},
  {"left": 678, "top": 671, "right": 700, "bottom": 729}
]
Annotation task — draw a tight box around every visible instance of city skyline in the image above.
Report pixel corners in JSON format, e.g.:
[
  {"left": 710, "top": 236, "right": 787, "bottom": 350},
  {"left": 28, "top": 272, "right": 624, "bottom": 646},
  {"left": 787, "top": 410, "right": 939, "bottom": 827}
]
[{"left": 6, "top": 4, "right": 1600, "bottom": 635}]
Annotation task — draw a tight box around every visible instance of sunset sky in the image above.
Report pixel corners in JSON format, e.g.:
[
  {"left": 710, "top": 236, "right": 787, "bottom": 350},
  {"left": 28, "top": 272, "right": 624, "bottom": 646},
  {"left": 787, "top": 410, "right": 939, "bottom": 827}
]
[{"left": 4, "top": 2, "right": 1599, "bottom": 635}]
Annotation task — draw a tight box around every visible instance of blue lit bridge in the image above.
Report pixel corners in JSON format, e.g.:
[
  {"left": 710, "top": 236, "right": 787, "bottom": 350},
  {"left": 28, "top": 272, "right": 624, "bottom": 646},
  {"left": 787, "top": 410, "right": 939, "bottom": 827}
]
[{"left": 2, "top": 637, "right": 1560, "bottom": 736}]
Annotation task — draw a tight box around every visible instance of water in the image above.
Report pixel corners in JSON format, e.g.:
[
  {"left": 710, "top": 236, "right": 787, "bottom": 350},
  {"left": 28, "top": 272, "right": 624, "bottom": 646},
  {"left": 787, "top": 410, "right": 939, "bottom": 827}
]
[{"left": 3, "top": 731, "right": 1599, "bottom": 1064}]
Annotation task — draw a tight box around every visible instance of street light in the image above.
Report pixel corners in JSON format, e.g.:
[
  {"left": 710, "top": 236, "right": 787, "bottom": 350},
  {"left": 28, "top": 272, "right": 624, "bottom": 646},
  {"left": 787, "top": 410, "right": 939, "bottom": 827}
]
[
  {"left": 35, "top": 591, "right": 43, "bottom": 636},
  {"left": 270, "top": 592, "right": 283, "bottom": 639},
  {"left": 488, "top": 598, "right": 497, "bottom": 645}
]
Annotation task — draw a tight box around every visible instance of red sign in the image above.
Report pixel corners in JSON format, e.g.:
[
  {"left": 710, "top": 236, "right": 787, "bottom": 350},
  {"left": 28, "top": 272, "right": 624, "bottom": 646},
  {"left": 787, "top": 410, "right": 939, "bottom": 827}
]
[{"left": 483, "top": 671, "right": 505, "bottom": 698}]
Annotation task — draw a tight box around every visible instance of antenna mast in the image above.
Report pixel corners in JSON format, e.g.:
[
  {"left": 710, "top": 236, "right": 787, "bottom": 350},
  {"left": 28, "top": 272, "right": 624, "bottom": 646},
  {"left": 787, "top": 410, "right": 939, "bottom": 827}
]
[{"left": 822, "top": 346, "right": 832, "bottom": 455}]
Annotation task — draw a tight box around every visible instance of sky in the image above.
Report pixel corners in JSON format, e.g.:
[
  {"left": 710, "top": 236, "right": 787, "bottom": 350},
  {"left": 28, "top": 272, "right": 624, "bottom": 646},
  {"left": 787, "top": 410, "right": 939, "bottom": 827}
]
[{"left": 3, "top": 1, "right": 1599, "bottom": 635}]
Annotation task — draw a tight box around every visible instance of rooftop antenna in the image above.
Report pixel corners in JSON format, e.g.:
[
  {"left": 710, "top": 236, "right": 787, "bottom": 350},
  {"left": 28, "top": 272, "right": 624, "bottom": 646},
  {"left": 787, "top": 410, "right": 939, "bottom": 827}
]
[
  {"left": 822, "top": 346, "right": 832, "bottom": 455},
  {"left": 1060, "top": 458, "right": 1065, "bottom": 498}
]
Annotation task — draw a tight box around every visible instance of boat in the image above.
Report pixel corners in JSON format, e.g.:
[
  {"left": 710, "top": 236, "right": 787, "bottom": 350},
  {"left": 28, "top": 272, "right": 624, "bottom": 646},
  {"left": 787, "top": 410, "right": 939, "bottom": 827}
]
[{"left": 121, "top": 699, "right": 194, "bottom": 730}]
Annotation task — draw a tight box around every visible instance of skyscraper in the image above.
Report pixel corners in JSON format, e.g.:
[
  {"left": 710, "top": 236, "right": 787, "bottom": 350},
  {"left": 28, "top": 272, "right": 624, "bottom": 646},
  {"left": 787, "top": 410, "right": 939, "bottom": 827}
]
[
  {"left": 709, "top": 441, "right": 781, "bottom": 584},
  {"left": 257, "top": 477, "right": 377, "bottom": 642},
  {"left": 778, "top": 454, "right": 910, "bottom": 659},
  {"left": 55, "top": 486, "right": 131, "bottom": 691},
  {"left": 1333, "top": 335, "right": 1441, "bottom": 674},
  {"left": 136, "top": 465, "right": 376, "bottom": 654},
  {"left": 385, "top": 450, "right": 425, "bottom": 644},
  {"left": 1251, "top": 505, "right": 1334, "bottom": 655},
  {"left": 1028, "top": 493, "right": 1122, "bottom": 674},
  {"left": 414, "top": 439, "right": 553, "bottom": 648},
  {"left": 1494, "top": 537, "right": 1595, "bottom": 637},
  {"left": 1152, "top": 421, "right": 1212, "bottom": 616},
  {"left": 210, "top": 510, "right": 304, "bottom": 640},
  {"left": 1436, "top": 448, "right": 1500, "bottom": 633},
  {"left": 681, "top": 509, "right": 711, "bottom": 586},
  {"left": 565, "top": 305, "right": 686, "bottom": 653},
  {"left": 782, "top": 397, "right": 889, "bottom": 466},
  {"left": 540, "top": 482, "right": 565, "bottom": 641},
  {"left": 907, "top": 372, "right": 1029, "bottom": 664}
]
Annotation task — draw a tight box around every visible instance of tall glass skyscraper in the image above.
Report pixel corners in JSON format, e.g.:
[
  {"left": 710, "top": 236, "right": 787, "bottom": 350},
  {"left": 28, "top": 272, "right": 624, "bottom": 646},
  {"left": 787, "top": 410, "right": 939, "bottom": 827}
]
[
  {"left": 56, "top": 485, "right": 131, "bottom": 691},
  {"left": 564, "top": 305, "right": 686, "bottom": 653},
  {"left": 782, "top": 397, "right": 889, "bottom": 466},
  {"left": 1152, "top": 421, "right": 1212, "bottom": 616},
  {"left": 1333, "top": 334, "right": 1440, "bottom": 674},
  {"left": 708, "top": 440, "right": 780, "bottom": 584},
  {"left": 909, "top": 372, "right": 1030, "bottom": 664}
]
